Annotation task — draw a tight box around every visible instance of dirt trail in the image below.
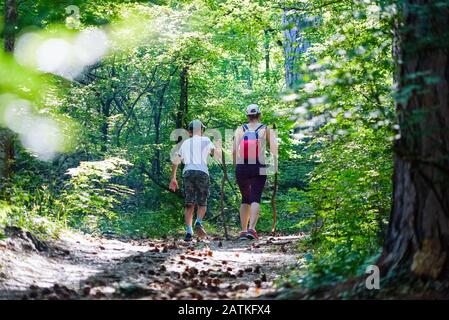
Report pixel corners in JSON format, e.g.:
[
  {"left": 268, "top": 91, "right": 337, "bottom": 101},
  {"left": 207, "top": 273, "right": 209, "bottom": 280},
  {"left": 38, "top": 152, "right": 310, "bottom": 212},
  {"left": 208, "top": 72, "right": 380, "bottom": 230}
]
[{"left": 0, "top": 227, "right": 304, "bottom": 300}]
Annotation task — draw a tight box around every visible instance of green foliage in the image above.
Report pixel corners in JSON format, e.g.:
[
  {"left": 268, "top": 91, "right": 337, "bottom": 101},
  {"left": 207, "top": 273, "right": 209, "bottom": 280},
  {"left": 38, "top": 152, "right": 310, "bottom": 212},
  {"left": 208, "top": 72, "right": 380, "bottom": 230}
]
[
  {"left": 0, "top": 201, "right": 10, "bottom": 238},
  {"left": 0, "top": 186, "right": 63, "bottom": 239},
  {"left": 280, "top": 0, "right": 395, "bottom": 286},
  {"left": 98, "top": 208, "right": 184, "bottom": 238},
  {"left": 304, "top": 128, "right": 392, "bottom": 246},
  {"left": 257, "top": 188, "right": 313, "bottom": 233},
  {"left": 60, "top": 157, "right": 133, "bottom": 231},
  {"left": 0, "top": 155, "right": 133, "bottom": 237},
  {"left": 0, "top": 152, "right": 64, "bottom": 238}
]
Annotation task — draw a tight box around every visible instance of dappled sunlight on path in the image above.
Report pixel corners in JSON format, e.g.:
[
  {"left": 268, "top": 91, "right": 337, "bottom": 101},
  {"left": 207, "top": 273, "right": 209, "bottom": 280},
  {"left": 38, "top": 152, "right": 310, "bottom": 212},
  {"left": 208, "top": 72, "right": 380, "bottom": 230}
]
[{"left": 0, "top": 229, "right": 305, "bottom": 300}]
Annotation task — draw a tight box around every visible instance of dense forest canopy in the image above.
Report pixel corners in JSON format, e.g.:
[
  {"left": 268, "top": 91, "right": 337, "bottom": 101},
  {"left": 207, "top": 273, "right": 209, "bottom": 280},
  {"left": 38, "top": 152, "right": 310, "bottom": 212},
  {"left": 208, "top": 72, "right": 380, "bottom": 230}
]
[{"left": 1, "top": 0, "right": 449, "bottom": 298}]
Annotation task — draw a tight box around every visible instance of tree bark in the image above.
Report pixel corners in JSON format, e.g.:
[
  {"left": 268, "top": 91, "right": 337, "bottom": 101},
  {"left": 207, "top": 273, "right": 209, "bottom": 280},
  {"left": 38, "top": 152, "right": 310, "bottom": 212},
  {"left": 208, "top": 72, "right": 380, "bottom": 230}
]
[
  {"left": 3, "top": 0, "right": 17, "bottom": 52},
  {"left": 100, "top": 98, "right": 111, "bottom": 152},
  {"left": 0, "top": 130, "right": 14, "bottom": 182},
  {"left": 176, "top": 66, "right": 189, "bottom": 130},
  {"left": 379, "top": 0, "right": 449, "bottom": 279},
  {"left": 0, "top": 0, "right": 17, "bottom": 181},
  {"left": 151, "top": 80, "right": 170, "bottom": 177},
  {"left": 173, "top": 65, "right": 189, "bottom": 152},
  {"left": 152, "top": 100, "right": 162, "bottom": 177}
]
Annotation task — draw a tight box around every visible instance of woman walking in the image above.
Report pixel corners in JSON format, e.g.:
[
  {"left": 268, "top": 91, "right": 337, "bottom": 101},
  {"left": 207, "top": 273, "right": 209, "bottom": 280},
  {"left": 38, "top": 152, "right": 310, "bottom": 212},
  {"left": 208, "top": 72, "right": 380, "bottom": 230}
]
[{"left": 233, "top": 104, "right": 278, "bottom": 240}]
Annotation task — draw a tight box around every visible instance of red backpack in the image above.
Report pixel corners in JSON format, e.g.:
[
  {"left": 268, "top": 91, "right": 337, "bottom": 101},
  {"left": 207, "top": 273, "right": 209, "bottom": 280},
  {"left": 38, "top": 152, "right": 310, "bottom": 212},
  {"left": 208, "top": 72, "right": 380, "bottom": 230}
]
[{"left": 239, "top": 123, "right": 266, "bottom": 163}]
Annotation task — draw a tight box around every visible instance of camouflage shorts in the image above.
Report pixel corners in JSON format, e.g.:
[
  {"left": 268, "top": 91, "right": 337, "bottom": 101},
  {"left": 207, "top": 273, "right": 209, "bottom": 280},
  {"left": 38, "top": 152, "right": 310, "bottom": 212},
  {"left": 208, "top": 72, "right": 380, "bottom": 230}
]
[{"left": 183, "top": 170, "right": 210, "bottom": 206}]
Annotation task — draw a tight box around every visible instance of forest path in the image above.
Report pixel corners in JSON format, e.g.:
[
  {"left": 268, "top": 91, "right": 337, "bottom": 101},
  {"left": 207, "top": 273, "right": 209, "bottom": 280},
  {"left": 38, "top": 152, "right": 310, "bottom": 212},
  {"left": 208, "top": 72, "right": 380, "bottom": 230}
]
[{"left": 0, "top": 227, "right": 304, "bottom": 299}]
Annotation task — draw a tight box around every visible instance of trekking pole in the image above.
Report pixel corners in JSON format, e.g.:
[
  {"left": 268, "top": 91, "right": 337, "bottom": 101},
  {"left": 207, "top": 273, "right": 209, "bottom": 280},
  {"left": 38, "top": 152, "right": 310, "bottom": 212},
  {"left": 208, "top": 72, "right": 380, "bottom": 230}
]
[
  {"left": 271, "top": 123, "right": 278, "bottom": 234},
  {"left": 220, "top": 150, "right": 230, "bottom": 240}
]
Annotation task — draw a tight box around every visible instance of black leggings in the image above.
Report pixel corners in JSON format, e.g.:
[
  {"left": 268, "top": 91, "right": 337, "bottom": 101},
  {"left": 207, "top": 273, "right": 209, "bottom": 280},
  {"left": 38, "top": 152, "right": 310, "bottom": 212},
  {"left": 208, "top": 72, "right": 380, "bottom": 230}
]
[{"left": 235, "top": 164, "right": 267, "bottom": 204}]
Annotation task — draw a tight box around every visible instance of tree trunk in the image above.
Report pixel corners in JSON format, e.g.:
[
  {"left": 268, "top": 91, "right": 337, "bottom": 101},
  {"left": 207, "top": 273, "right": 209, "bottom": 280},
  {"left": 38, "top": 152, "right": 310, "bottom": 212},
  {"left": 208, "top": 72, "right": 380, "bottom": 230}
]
[
  {"left": 152, "top": 105, "right": 162, "bottom": 177},
  {"left": 100, "top": 98, "right": 111, "bottom": 152},
  {"left": 264, "top": 29, "right": 271, "bottom": 79},
  {"left": 3, "top": 0, "right": 17, "bottom": 52},
  {"left": 379, "top": 1, "right": 449, "bottom": 279},
  {"left": 282, "top": 9, "right": 310, "bottom": 89},
  {"left": 0, "top": 0, "right": 17, "bottom": 182},
  {"left": 176, "top": 66, "right": 189, "bottom": 130},
  {"left": 175, "top": 66, "right": 189, "bottom": 146},
  {"left": 152, "top": 81, "right": 169, "bottom": 177},
  {"left": 0, "top": 130, "right": 14, "bottom": 182}
]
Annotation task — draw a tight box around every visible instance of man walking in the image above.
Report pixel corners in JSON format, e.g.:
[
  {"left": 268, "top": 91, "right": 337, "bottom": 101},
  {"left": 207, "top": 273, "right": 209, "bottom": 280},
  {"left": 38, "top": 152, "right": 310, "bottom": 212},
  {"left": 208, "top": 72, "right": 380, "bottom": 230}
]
[{"left": 169, "top": 120, "right": 219, "bottom": 241}]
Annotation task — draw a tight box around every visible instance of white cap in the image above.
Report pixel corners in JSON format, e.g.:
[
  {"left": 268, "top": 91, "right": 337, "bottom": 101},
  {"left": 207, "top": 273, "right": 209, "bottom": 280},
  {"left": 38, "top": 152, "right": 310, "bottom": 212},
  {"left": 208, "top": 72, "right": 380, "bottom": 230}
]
[{"left": 246, "top": 104, "right": 261, "bottom": 115}]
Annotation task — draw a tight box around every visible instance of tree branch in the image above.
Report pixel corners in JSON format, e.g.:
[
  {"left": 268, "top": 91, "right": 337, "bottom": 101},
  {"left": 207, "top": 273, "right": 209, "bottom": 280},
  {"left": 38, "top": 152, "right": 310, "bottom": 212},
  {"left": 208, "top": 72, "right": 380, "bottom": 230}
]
[{"left": 138, "top": 164, "right": 183, "bottom": 198}]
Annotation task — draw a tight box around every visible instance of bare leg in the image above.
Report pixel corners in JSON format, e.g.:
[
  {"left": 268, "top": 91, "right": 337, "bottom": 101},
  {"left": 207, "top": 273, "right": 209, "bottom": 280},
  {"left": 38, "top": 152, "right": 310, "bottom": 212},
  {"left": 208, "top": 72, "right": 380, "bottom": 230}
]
[
  {"left": 196, "top": 205, "right": 207, "bottom": 221},
  {"left": 240, "top": 204, "right": 251, "bottom": 231},
  {"left": 248, "top": 202, "right": 260, "bottom": 230},
  {"left": 184, "top": 204, "right": 195, "bottom": 231},
  {"left": 195, "top": 205, "right": 208, "bottom": 238}
]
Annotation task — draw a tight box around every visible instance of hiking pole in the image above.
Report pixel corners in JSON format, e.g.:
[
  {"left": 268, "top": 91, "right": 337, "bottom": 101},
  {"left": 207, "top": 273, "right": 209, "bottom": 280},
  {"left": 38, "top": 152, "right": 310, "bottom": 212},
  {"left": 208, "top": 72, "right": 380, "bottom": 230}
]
[
  {"left": 271, "top": 123, "right": 278, "bottom": 234},
  {"left": 220, "top": 149, "right": 230, "bottom": 240}
]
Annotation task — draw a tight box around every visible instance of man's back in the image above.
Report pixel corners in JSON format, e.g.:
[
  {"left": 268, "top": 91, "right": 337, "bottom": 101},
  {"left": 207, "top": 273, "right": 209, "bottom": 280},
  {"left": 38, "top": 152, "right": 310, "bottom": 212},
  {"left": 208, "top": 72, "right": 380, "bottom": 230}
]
[{"left": 178, "top": 135, "right": 214, "bottom": 175}]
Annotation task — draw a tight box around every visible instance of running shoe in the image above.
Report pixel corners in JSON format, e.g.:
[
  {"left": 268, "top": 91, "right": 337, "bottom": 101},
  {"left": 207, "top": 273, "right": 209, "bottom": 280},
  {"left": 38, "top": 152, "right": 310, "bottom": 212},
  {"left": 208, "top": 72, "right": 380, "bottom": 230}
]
[
  {"left": 238, "top": 231, "right": 249, "bottom": 241},
  {"left": 246, "top": 229, "right": 259, "bottom": 240},
  {"left": 195, "top": 223, "right": 207, "bottom": 239},
  {"left": 184, "top": 232, "right": 193, "bottom": 242}
]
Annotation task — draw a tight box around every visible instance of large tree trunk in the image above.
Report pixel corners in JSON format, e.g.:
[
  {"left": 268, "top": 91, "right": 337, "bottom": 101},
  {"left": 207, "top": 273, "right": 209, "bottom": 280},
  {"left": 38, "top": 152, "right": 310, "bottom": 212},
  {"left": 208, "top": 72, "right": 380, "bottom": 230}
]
[
  {"left": 0, "top": 0, "right": 18, "bottom": 181},
  {"left": 379, "top": 0, "right": 449, "bottom": 279},
  {"left": 282, "top": 9, "right": 310, "bottom": 89}
]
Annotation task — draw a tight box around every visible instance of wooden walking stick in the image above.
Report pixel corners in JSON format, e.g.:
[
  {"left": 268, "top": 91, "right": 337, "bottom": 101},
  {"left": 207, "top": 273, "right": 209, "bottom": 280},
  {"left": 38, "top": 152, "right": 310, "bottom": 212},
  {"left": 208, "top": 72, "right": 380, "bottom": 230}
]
[
  {"left": 271, "top": 123, "right": 278, "bottom": 234},
  {"left": 271, "top": 171, "right": 278, "bottom": 234},
  {"left": 220, "top": 149, "right": 230, "bottom": 240}
]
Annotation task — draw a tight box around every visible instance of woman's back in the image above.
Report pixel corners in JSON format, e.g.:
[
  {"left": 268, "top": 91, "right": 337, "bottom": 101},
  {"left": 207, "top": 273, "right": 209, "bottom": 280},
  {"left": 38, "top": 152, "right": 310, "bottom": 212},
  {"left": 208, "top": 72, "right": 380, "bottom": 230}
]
[{"left": 236, "top": 122, "right": 267, "bottom": 165}]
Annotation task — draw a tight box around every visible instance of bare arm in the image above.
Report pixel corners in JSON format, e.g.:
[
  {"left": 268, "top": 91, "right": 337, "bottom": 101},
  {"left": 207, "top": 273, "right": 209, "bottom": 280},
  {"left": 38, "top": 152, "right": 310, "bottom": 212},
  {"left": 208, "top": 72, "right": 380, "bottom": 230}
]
[
  {"left": 169, "top": 154, "right": 181, "bottom": 191},
  {"left": 232, "top": 127, "right": 242, "bottom": 167}
]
